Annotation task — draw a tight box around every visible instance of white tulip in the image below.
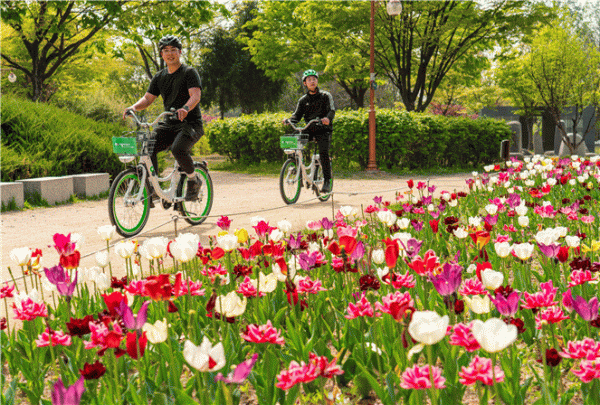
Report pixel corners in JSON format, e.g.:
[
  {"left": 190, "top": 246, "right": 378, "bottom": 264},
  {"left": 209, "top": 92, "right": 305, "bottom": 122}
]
[
  {"left": 517, "top": 216, "right": 529, "bottom": 228},
  {"left": 214, "top": 291, "right": 247, "bottom": 318},
  {"left": 397, "top": 217, "right": 411, "bottom": 229},
  {"left": 115, "top": 240, "right": 136, "bottom": 259},
  {"left": 251, "top": 272, "right": 278, "bottom": 294},
  {"left": 183, "top": 337, "right": 226, "bottom": 372},
  {"left": 94, "top": 272, "right": 111, "bottom": 291},
  {"left": 485, "top": 204, "right": 498, "bottom": 215},
  {"left": 377, "top": 210, "right": 397, "bottom": 227},
  {"left": 453, "top": 227, "right": 469, "bottom": 239},
  {"left": 269, "top": 229, "right": 284, "bottom": 243},
  {"left": 277, "top": 220, "right": 292, "bottom": 234},
  {"left": 142, "top": 237, "right": 169, "bottom": 259},
  {"left": 95, "top": 251, "right": 110, "bottom": 268},
  {"left": 464, "top": 295, "right": 492, "bottom": 314},
  {"left": 217, "top": 234, "right": 239, "bottom": 251},
  {"left": 10, "top": 247, "right": 32, "bottom": 266},
  {"left": 512, "top": 243, "right": 535, "bottom": 260},
  {"left": 565, "top": 235, "right": 580, "bottom": 248},
  {"left": 471, "top": 318, "right": 517, "bottom": 353},
  {"left": 408, "top": 311, "right": 449, "bottom": 345},
  {"left": 494, "top": 242, "right": 512, "bottom": 258},
  {"left": 372, "top": 249, "right": 385, "bottom": 265},
  {"left": 481, "top": 269, "right": 504, "bottom": 290},
  {"left": 142, "top": 318, "right": 168, "bottom": 344},
  {"left": 97, "top": 225, "right": 116, "bottom": 241}
]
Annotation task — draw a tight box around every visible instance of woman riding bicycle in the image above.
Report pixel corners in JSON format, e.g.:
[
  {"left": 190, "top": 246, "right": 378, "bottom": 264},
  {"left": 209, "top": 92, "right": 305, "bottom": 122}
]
[
  {"left": 123, "top": 34, "right": 203, "bottom": 203},
  {"left": 283, "top": 69, "right": 335, "bottom": 194}
]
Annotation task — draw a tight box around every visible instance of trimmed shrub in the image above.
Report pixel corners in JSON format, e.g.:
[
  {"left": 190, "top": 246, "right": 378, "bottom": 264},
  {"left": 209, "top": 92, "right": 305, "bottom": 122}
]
[
  {"left": 206, "top": 109, "right": 510, "bottom": 170},
  {"left": 1, "top": 95, "right": 126, "bottom": 182}
]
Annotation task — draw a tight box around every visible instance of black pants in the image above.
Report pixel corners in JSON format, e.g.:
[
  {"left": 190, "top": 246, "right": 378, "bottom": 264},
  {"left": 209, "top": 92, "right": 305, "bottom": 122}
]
[
  {"left": 308, "top": 131, "right": 332, "bottom": 181},
  {"left": 151, "top": 120, "right": 203, "bottom": 175}
]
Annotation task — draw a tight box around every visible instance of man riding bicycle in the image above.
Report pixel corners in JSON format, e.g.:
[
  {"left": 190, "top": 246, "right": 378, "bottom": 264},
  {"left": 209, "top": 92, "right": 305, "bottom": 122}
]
[
  {"left": 284, "top": 69, "right": 335, "bottom": 194},
  {"left": 123, "top": 34, "right": 203, "bottom": 202}
]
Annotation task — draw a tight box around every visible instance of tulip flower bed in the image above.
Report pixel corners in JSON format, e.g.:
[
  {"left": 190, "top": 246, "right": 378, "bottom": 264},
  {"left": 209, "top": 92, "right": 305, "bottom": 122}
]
[{"left": 2, "top": 154, "right": 600, "bottom": 405}]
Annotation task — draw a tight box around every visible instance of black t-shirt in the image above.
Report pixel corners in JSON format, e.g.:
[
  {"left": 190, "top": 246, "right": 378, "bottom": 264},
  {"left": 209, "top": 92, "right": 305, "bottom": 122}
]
[
  {"left": 147, "top": 64, "right": 202, "bottom": 122},
  {"left": 290, "top": 88, "right": 335, "bottom": 133}
]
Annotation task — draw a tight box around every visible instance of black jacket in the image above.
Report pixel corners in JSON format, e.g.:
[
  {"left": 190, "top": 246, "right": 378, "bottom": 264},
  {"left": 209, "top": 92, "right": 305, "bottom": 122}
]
[{"left": 290, "top": 88, "right": 335, "bottom": 133}]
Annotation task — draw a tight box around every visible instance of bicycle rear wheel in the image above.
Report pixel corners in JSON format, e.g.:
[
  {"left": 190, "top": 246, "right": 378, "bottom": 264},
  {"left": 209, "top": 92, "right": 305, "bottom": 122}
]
[
  {"left": 279, "top": 158, "right": 302, "bottom": 204},
  {"left": 108, "top": 168, "right": 150, "bottom": 237},
  {"left": 177, "top": 162, "right": 213, "bottom": 225}
]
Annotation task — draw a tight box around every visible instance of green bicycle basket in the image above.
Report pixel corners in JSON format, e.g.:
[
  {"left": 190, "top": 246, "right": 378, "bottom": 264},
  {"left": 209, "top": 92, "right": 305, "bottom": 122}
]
[
  {"left": 280, "top": 134, "right": 309, "bottom": 149},
  {"left": 112, "top": 136, "right": 138, "bottom": 155}
]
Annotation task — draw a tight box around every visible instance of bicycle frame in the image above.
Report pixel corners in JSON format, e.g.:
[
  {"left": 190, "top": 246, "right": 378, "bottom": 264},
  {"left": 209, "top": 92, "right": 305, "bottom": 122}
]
[
  {"left": 120, "top": 111, "right": 187, "bottom": 205},
  {"left": 282, "top": 147, "right": 320, "bottom": 189}
]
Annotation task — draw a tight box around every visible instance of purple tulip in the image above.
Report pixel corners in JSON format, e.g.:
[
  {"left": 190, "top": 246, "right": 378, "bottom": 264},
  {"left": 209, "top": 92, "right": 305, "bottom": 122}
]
[
  {"left": 484, "top": 214, "right": 498, "bottom": 226},
  {"left": 373, "top": 196, "right": 383, "bottom": 205},
  {"left": 288, "top": 232, "right": 303, "bottom": 250},
  {"left": 215, "top": 353, "right": 258, "bottom": 384},
  {"left": 506, "top": 193, "right": 521, "bottom": 208},
  {"left": 56, "top": 271, "right": 78, "bottom": 297},
  {"left": 430, "top": 263, "right": 462, "bottom": 297},
  {"left": 572, "top": 295, "right": 599, "bottom": 321},
  {"left": 320, "top": 217, "right": 334, "bottom": 230},
  {"left": 411, "top": 220, "right": 424, "bottom": 232},
  {"left": 399, "top": 238, "right": 423, "bottom": 259},
  {"left": 117, "top": 300, "right": 150, "bottom": 331},
  {"left": 51, "top": 376, "right": 85, "bottom": 405},
  {"left": 537, "top": 243, "right": 562, "bottom": 259},
  {"left": 562, "top": 289, "right": 574, "bottom": 312},
  {"left": 490, "top": 291, "right": 521, "bottom": 317},
  {"left": 44, "top": 265, "right": 68, "bottom": 285},
  {"left": 298, "top": 252, "right": 317, "bottom": 271}
]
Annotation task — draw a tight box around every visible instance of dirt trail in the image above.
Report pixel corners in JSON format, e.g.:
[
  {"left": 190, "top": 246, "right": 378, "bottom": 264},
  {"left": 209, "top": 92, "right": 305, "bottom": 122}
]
[{"left": 1, "top": 170, "right": 470, "bottom": 297}]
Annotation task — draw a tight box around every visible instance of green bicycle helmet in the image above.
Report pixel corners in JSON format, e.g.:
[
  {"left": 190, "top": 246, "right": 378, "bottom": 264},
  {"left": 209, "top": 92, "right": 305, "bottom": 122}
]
[
  {"left": 158, "top": 35, "right": 182, "bottom": 51},
  {"left": 302, "top": 69, "right": 318, "bottom": 82}
]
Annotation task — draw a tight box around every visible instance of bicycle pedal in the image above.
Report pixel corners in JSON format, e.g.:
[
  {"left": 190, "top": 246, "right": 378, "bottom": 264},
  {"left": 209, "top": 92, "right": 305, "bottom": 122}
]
[{"left": 161, "top": 200, "right": 172, "bottom": 210}]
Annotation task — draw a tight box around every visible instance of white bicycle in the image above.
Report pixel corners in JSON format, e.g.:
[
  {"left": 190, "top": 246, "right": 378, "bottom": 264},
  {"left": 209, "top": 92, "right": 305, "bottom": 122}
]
[{"left": 279, "top": 118, "right": 332, "bottom": 204}]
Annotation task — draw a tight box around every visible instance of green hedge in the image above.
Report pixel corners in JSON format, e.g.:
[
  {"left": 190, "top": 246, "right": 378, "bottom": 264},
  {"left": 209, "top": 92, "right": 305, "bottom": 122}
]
[
  {"left": 1, "top": 95, "right": 126, "bottom": 182},
  {"left": 206, "top": 109, "right": 511, "bottom": 170}
]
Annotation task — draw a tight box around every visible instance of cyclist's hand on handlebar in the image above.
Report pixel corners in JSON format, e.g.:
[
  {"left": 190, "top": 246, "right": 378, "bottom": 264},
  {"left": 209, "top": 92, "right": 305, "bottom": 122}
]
[
  {"left": 321, "top": 117, "right": 330, "bottom": 126},
  {"left": 176, "top": 107, "right": 188, "bottom": 122},
  {"left": 123, "top": 107, "right": 135, "bottom": 120},
  {"left": 282, "top": 118, "right": 290, "bottom": 125}
]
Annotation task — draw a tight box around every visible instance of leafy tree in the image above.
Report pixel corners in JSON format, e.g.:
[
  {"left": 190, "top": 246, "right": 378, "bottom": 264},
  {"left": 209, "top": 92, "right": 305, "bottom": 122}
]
[
  {"left": 374, "top": 0, "right": 551, "bottom": 112},
  {"left": 0, "top": 0, "right": 127, "bottom": 101},
  {"left": 199, "top": 1, "right": 284, "bottom": 117},
  {"left": 242, "top": 1, "right": 371, "bottom": 109},
  {"left": 523, "top": 25, "right": 600, "bottom": 153}
]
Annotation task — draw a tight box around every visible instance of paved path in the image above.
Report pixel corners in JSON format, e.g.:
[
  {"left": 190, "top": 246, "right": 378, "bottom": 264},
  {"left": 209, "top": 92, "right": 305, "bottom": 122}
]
[{"left": 1, "top": 170, "right": 471, "bottom": 287}]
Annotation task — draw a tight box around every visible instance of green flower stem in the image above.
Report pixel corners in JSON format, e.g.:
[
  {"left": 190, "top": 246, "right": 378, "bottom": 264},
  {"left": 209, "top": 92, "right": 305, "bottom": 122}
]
[
  {"left": 537, "top": 337, "right": 552, "bottom": 404},
  {"left": 426, "top": 344, "right": 438, "bottom": 405},
  {"left": 491, "top": 353, "right": 502, "bottom": 405}
]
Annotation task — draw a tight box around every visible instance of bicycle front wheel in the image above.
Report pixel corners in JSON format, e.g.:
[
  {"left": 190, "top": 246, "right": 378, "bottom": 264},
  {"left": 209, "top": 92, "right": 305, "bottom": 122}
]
[
  {"left": 279, "top": 158, "right": 302, "bottom": 204},
  {"left": 108, "top": 168, "right": 150, "bottom": 237},
  {"left": 177, "top": 162, "right": 213, "bottom": 225}
]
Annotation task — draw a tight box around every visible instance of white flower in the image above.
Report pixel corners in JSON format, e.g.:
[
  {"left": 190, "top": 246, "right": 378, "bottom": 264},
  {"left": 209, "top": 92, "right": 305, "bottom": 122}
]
[
  {"left": 269, "top": 229, "right": 284, "bottom": 243},
  {"left": 534, "top": 229, "right": 559, "bottom": 245},
  {"left": 408, "top": 311, "right": 449, "bottom": 345},
  {"left": 277, "top": 220, "right": 292, "bottom": 234},
  {"left": 217, "top": 234, "right": 239, "bottom": 251},
  {"left": 376, "top": 266, "right": 389, "bottom": 280},
  {"left": 392, "top": 232, "right": 413, "bottom": 249},
  {"left": 142, "top": 237, "right": 169, "bottom": 259},
  {"left": 565, "top": 235, "right": 580, "bottom": 248},
  {"left": 517, "top": 216, "right": 529, "bottom": 228},
  {"left": 494, "top": 242, "right": 512, "bottom": 258},
  {"left": 97, "top": 225, "right": 116, "bottom": 241},
  {"left": 115, "top": 240, "right": 136, "bottom": 259},
  {"left": 143, "top": 319, "right": 168, "bottom": 344},
  {"left": 95, "top": 251, "right": 110, "bottom": 268},
  {"left": 468, "top": 216, "right": 482, "bottom": 228},
  {"left": 308, "top": 242, "right": 321, "bottom": 253},
  {"left": 214, "top": 291, "right": 247, "bottom": 318},
  {"left": 183, "top": 337, "right": 226, "bottom": 372},
  {"left": 464, "top": 295, "right": 492, "bottom": 314},
  {"left": 453, "top": 227, "right": 469, "bottom": 239},
  {"left": 94, "top": 272, "right": 111, "bottom": 291},
  {"left": 10, "top": 247, "right": 32, "bottom": 266},
  {"left": 481, "top": 269, "right": 504, "bottom": 290},
  {"left": 170, "top": 236, "right": 197, "bottom": 263},
  {"left": 484, "top": 204, "right": 498, "bottom": 215},
  {"left": 377, "top": 210, "right": 397, "bottom": 227},
  {"left": 513, "top": 243, "right": 534, "bottom": 260},
  {"left": 372, "top": 249, "right": 385, "bottom": 265},
  {"left": 251, "top": 272, "right": 278, "bottom": 294},
  {"left": 71, "top": 233, "right": 84, "bottom": 251},
  {"left": 471, "top": 318, "right": 517, "bottom": 353},
  {"left": 339, "top": 206, "right": 357, "bottom": 218},
  {"left": 250, "top": 216, "right": 266, "bottom": 227},
  {"left": 397, "top": 217, "right": 411, "bottom": 229},
  {"left": 466, "top": 264, "right": 477, "bottom": 274}
]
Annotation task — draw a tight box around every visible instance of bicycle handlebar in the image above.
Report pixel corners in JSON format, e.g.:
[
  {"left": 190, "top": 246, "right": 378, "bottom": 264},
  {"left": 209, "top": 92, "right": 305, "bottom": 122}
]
[
  {"left": 125, "top": 110, "right": 175, "bottom": 128},
  {"left": 284, "top": 118, "right": 322, "bottom": 132}
]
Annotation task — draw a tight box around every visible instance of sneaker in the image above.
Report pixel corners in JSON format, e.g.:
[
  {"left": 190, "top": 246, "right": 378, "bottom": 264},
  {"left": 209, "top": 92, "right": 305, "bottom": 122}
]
[
  {"left": 321, "top": 179, "right": 332, "bottom": 194},
  {"left": 185, "top": 174, "right": 202, "bottom": 201}
]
